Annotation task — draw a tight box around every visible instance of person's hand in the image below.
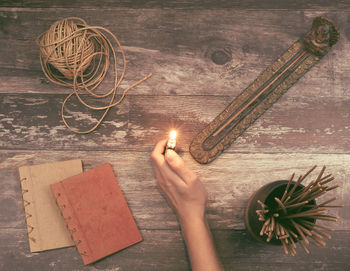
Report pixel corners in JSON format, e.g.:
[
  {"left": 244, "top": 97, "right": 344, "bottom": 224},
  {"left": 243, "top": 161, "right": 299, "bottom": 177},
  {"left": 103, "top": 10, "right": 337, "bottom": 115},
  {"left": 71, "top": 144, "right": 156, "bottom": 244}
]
[
  {"left": 151, "top": 139, "right": 223, "bottom": 271},
  {"left": 150, "top": 139, "right": 207, "bottom": 223}
]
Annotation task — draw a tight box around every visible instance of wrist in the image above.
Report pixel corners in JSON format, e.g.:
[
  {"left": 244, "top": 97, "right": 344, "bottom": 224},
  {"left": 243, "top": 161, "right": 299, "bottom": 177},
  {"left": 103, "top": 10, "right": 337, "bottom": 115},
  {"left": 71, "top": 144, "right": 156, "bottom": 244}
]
[{"left": 179, "top": 213, "right": 207, "bottom": 232}]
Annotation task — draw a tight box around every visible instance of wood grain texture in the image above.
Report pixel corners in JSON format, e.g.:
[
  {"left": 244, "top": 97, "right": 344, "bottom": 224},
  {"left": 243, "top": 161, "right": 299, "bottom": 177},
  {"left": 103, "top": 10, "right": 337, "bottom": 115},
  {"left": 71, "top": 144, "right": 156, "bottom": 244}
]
[
  {"left": 1, "top": 94, "right": 349, "bottom": 154},
  {"left": 1, "top": 228, "right": 349, "bottom": 271},
  {"left": 1, "top": 0, "right": 350, "bottom": 9},
  {"left": 1, "top": 150, "right": 348, "bottom": 230},
  {"left": 0, "top": 3, "right": 349, "bottom": 270},
  {"left": 0, "top": 9, "right": 349, "bottom": 97}
]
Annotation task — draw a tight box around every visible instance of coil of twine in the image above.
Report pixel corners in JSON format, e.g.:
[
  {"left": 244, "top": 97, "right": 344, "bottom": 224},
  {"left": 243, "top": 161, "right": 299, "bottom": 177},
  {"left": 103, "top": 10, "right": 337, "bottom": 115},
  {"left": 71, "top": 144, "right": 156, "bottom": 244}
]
[{"left": 37, "top": 17, "right": 152, "bottom": 134}]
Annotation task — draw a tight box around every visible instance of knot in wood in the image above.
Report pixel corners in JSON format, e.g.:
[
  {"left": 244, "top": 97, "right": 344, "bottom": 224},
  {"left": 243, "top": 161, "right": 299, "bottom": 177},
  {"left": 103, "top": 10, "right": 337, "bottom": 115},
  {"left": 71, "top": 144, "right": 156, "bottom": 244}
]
[{"left": 211, "top": 49, "right": 232, "bottom": 65}]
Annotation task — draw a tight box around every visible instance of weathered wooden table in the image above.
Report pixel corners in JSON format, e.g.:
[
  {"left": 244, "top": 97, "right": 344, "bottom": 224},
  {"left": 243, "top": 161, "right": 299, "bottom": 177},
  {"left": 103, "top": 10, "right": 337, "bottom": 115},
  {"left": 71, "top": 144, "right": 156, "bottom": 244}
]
[{"left": 1, "top": 1, "right": 349, "bottom": 270}]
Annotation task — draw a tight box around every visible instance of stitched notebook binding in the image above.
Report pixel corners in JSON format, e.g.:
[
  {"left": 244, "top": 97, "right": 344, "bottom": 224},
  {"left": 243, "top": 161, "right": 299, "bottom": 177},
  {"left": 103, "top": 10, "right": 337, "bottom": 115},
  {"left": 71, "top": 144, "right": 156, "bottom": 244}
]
[
  {"left": 20, "top": 177, "right": 36, "bottom": 243},
  {"left": 18, "top": 160, "right": 82, "bottom": 253},
  {"left": 53, "top": 190, "right": 91, "bottom": 259},
  {"left": 50, "top": 163, "right": 143, "bottom": 265}
]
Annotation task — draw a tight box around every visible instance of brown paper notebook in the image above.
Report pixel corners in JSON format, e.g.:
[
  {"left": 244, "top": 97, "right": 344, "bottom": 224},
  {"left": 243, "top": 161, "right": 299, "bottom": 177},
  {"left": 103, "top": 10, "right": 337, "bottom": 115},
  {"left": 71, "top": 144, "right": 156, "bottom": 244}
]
[
  {"left": 51, "top": 163, "right": 142, "bottom": 265},
  {"left": 18, "top": 159, "right": 83, "bottom": 252}
]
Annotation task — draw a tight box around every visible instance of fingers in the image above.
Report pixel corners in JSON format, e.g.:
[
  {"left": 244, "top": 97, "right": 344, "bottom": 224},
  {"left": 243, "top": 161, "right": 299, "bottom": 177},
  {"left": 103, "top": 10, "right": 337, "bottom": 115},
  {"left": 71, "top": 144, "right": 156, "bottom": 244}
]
[
  {"left": 150, "top": 139, "right": 167, "bottom": 162},
  {"left": 165, "top": 149, "right": 198, "bottom": 184},
  {"left": 151, "top": 139, "right": 186, "bottom": 188}
]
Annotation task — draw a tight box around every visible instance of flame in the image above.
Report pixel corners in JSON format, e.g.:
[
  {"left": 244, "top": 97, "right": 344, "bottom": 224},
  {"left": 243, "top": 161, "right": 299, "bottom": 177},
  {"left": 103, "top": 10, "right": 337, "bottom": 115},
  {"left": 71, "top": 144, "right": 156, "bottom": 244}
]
[{"left": 169, "top": 130, "right": 177, "bottom": 140}]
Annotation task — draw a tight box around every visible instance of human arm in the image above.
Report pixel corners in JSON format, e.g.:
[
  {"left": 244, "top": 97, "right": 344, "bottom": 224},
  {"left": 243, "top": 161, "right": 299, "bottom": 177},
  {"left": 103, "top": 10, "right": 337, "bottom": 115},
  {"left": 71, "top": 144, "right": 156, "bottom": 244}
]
[{"left": 150, "top": 139, "right": 224, "bottom": 271}]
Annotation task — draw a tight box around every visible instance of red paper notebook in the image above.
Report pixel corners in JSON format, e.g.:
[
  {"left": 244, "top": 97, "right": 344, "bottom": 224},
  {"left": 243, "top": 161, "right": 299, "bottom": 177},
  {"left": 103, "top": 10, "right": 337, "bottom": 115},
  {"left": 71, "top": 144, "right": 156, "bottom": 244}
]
[{"left": 51, "top": 163, "right": 142, "bottom": 265}]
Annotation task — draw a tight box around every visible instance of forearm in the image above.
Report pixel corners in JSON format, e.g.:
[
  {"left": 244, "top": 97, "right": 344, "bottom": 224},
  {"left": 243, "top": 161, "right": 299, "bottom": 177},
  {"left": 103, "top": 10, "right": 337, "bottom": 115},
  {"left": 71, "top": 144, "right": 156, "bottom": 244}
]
[
  {"left": 151, "top": 142, "right": 222, "bottom": 270},
  {"left": 180, "top": 216, "right": 224, "bottom": 271}
]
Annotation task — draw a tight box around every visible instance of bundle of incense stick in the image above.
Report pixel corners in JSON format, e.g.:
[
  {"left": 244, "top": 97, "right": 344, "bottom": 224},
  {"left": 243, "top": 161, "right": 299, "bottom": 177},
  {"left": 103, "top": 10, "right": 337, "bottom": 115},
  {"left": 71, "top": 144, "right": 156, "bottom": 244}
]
[{"left": 256, "top": 165, "right": 343, "bottom": 256}]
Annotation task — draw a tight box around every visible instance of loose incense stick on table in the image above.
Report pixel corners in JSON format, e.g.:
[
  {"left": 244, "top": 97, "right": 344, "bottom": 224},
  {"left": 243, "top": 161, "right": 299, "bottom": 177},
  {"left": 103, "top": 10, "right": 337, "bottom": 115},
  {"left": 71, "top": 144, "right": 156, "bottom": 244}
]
[{"left": 256, "top": 166, "right": 343, "bottom": 256}]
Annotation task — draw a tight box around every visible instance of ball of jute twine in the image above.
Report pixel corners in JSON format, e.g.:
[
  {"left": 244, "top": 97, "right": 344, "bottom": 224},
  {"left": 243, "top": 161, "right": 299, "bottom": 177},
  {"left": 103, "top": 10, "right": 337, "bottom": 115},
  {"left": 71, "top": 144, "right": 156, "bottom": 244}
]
[{"left": 37, "top": 17, "right": 152, "bottom": 134}]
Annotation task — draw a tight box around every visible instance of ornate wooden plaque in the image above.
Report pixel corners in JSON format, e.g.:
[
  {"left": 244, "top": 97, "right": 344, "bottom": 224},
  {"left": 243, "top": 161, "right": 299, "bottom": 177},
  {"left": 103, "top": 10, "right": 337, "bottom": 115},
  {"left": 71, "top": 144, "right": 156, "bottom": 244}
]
[{"left": 190, "top": 17, "right": 339, "bottom": 164}]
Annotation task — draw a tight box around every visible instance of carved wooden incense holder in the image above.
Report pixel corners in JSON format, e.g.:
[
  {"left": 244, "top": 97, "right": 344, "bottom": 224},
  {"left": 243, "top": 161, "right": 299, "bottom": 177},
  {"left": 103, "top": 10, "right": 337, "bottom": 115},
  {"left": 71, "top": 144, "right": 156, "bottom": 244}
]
[{"left": 190, "top": 17, "right": 339, "bottom": 164}]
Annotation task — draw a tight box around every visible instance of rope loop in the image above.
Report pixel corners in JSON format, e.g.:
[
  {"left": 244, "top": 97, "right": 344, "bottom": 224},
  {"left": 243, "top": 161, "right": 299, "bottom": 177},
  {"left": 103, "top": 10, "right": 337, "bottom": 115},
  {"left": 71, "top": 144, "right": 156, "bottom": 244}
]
[{"left": 37, "top": 17, "right": 152, "bottom": 134}]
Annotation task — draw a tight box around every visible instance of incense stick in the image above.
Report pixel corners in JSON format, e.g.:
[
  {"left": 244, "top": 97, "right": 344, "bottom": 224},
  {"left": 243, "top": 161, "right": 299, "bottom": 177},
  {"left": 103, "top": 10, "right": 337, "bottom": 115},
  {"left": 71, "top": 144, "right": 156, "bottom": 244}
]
[
  {"left": 299, "top": 240, "right": 310, "bottom": 254},
  {"left": 281, "top": 173, "right": 295, "bottom": 202},
  {"left": 254, "top": 165, "right": 342, "bottom": 255}
]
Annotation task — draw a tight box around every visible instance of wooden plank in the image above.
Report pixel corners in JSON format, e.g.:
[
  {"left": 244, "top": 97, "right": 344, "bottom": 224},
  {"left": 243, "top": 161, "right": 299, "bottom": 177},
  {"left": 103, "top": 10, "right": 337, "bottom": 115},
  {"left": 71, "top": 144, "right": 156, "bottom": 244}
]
[
  {"left": 1, "top": 0, "right": 350, "bottom": 9},
  {"left": 1, "top": 150, "right": 348, "bottom": 230},
  {"left": 0, "top": 228, "right": 189, "bottom": 271},
  {"left": 0, "top": 4, "right": 349, "bottom": 271},
  {"left": 0, "top": 9, "right": 349, "bottom": 97},
  {"left": 1, "top": 228, "right": 349, "bottom": 271},
  {"left": 1, "top": 94, "right": 349, "bottom": 153}
]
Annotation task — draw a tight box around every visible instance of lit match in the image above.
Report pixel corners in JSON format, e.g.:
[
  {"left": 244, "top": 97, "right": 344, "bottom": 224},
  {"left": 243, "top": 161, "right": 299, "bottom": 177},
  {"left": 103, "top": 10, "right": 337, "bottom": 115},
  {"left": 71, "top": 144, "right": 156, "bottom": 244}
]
[{"left": 166, "top": 130, "right": 177, "bottom": 152}]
